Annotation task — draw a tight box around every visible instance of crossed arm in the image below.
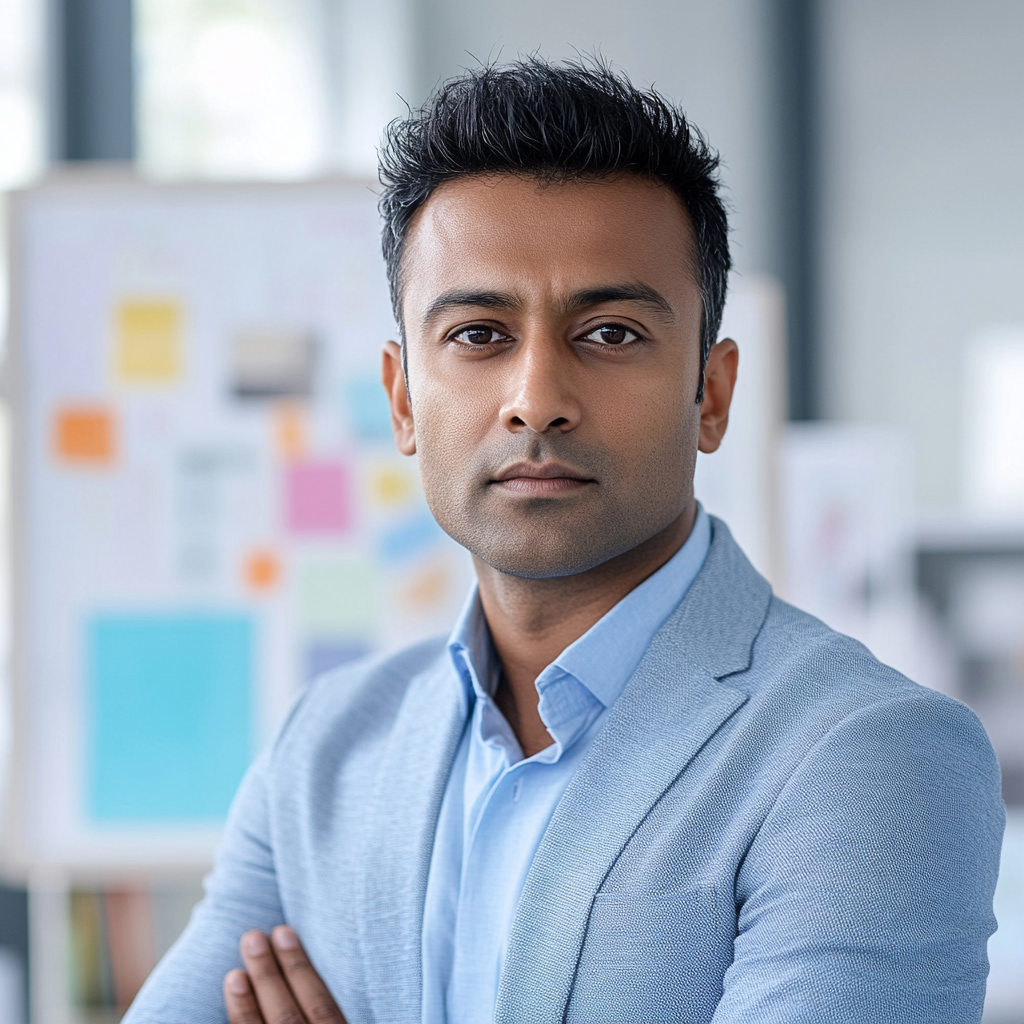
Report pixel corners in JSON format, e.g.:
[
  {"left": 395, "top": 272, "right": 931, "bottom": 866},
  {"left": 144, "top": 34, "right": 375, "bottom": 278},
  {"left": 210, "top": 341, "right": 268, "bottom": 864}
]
[{"left": 224, "top": 926, "right": 345, "bottom": 1024}]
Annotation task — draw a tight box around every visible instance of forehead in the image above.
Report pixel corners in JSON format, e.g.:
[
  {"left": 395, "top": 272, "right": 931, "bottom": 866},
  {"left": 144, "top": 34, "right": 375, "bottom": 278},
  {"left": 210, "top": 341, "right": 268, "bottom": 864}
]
[{"left": 399, "top": 173, "right": 699, "bottom": 310}]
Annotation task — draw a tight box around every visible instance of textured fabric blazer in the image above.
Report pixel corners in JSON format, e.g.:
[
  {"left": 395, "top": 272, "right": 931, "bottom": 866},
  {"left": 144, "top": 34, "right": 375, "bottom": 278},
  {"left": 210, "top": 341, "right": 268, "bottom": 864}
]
[{"left": 126, "top": 518, "right": 1005, "bottom": 1024}]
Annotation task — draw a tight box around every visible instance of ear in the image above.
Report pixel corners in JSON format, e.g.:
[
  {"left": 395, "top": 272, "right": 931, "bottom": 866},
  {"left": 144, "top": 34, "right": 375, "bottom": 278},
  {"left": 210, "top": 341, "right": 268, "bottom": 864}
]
[
  {"left": 382, "top": 340, "right": 416, "bottom": 455},
  {"left": 698, "top": 339, "right": 739, "bottom": 454}
]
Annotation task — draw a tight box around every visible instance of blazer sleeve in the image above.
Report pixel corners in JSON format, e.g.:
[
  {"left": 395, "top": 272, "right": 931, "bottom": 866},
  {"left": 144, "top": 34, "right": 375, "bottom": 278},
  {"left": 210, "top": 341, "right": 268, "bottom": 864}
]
[
  {"left": 122, "top": 746, "right": 285, "bottom": 1024},
  {"left": 712, "top": 693, "right": 1005, "bottom": 1024}
]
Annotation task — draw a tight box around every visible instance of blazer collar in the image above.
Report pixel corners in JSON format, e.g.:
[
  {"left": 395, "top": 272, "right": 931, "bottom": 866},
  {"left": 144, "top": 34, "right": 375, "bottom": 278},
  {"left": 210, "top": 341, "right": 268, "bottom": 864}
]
[
  {"left": 353, "top": 651, "right": 466, "bottom": 1023},
  {"left": 495, "top": 517, "right": 773, "bottom": 1024}
]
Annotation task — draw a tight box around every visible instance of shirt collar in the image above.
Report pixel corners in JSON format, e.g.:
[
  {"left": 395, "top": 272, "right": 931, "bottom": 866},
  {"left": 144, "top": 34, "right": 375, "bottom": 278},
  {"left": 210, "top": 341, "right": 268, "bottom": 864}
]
[
  {"left": 447, "top": 504, "right": 711, "bottom": 713},
  {"left": 549, "top": 504, "right": 710, "bottom": 707}
]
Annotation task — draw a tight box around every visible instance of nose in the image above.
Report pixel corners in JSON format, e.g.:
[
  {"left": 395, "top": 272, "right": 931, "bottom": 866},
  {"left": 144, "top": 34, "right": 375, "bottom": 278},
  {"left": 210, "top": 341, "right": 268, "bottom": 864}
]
[{"left": 498, "top": 337, "right": 581, "bottom": 434}]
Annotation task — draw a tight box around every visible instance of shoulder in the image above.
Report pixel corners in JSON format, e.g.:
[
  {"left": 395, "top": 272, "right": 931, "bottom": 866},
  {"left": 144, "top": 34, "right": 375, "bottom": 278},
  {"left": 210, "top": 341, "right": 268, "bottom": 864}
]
[
  {"left": 266, "top": 636, "right": 451, "bottom": 774},
  {"left": 741, "top": 596, "right": 997, "bottom": 776}
]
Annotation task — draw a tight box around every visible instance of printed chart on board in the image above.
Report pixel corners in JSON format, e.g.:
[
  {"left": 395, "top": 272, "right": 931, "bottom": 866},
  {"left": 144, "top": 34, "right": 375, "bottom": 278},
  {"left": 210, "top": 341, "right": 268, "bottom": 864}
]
[{"left": 11, "top": 176, "right": 474, "bottom": 866}]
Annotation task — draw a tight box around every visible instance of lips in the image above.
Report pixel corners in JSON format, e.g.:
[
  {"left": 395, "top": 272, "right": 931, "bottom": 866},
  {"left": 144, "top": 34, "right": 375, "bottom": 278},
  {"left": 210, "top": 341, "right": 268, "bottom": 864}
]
[{"left": 490, "top": 461, "right": 596, "bottom": 495}]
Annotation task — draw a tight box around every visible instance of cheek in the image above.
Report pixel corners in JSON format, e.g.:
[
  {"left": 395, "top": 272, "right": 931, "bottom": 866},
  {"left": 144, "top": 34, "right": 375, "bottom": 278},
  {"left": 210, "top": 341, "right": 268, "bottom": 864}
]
[
  {"left": 411, "top": 369, "right": 497, "bottom": 450},
  {"left": 596, "top": 372, "right": 699, "bottom": 452}
]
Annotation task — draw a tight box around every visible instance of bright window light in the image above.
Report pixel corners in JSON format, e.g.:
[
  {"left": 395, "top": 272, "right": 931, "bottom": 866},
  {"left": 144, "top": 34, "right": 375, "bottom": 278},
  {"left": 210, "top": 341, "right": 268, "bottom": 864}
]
[
  {"left": 136, "top": 0, "right": 331, "bottom": 180},
  {"left": 0, "top": 0, "right": 44, "bottom": 190},
  {"left": 964, "top": 327, "right": 1024, "bottom": 514}
]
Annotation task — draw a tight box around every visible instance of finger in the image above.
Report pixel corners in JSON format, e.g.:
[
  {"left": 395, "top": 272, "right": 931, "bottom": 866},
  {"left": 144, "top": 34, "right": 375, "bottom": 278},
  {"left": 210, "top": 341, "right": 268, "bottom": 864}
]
[
  {"left": 271, "top": 926, "right": 347, "bottom": 1024},
  {"left": 240, "top": 930, "right": 306, "bottom": 1024},
  {"left": 224, "top": 970, "right": 265, "bottom": 1024}
]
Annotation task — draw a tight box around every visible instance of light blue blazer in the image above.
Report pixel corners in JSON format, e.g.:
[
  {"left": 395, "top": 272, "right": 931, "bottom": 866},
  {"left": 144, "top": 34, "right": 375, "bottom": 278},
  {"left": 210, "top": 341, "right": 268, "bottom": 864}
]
[{"left": 126, "top": 518, "right": 1004, "bottom": 1024}]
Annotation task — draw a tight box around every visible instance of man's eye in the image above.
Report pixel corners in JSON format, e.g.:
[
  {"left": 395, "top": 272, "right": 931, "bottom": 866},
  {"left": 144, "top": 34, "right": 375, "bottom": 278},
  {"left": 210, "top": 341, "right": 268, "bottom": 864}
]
[
  {"left": 583, "top": 324, "right": 641, "bottom": 346},
  {"left": 452, "top": 326, "right": 505, "bottom": 345}
]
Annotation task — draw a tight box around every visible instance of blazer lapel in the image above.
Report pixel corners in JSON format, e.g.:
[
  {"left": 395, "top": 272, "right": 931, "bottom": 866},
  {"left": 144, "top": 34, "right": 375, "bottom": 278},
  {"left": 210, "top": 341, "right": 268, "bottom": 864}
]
[
  {"left": 495, "top": 518, "right": 772, "bottom": 1024},
  {"left": 354, "top": 652, "right": 466, "bottom": 1023}
]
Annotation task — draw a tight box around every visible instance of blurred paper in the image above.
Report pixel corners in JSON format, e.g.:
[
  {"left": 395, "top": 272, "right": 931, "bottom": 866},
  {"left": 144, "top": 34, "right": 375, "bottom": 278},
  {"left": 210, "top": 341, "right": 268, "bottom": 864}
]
[
  {"left": 88, "top": 614, "right": 253, "bottom": 821},
  {"left": 243, "top": 549, "right": 281, "bottom": 592},
  {"left": 285, "top": 461, "right": 352, "bottom": 533},
  {"left": 304, "top": 639, "right": 372, "bottom": 682},
  {"left": 381, "top": 512, "right": 445, "bottom": 561},
  {"left": 780, "top": 423, "right": 918, "bottom": 674},
  {"left": 964, "top": 326, "right": 1024, "bottom": 514},
  {"left": 367, "top": 462, "right": 417, "bottom": 508},
  {"left": 346, "top": 376, "right": 394, "bottom": 440},
  {"left": 298, "top": 559, "right": 378, "bottom": 636},
  {"left": 54, "top": 406, "right": 116, "bottom": 465},
  {"left": 273, "top": 404, "right": 308, "bottom": 461},
  {"left": 398, "top": 559, "right": 454, "bottom": 612},
  {"left": 231, "top": 330, "right": 315, "bottom": 399},
  {"left": 114, "top": 299, "right": 183, "bottom": 383}
]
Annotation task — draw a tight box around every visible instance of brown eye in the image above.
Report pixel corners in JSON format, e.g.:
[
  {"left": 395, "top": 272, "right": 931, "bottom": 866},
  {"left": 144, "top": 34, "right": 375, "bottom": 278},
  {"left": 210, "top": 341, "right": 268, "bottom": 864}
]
[
  {"left": 454, "top": 326, "right": 502, "bottom": 345},
  {"left": 583, "top": 324, "right": 640, "bottom": 345}
]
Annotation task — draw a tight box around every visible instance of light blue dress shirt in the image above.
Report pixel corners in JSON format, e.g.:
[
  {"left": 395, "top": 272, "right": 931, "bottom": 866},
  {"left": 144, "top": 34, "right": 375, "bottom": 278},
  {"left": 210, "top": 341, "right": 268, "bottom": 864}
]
[{"left": 421, "top": 506, "right": 711, "bottom": 1024}]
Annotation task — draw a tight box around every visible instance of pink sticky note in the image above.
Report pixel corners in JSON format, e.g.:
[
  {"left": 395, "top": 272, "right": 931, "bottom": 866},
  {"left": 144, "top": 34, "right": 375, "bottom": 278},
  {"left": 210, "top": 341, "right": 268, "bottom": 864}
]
[{"left": 286, "top": 461, "right": 352, "bottom": 533}]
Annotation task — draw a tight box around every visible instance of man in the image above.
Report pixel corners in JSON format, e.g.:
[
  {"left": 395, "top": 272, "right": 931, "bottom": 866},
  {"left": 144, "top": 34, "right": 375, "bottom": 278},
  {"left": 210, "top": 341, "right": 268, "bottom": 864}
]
[{"left": 126, "top": 60, "right": 1004, "bottom": 1024}]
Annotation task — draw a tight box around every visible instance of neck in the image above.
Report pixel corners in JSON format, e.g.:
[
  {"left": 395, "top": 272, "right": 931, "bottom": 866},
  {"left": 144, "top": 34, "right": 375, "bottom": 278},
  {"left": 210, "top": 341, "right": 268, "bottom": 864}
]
[{"left": 474, "top": 499, "right": 697, "bottom": 757}]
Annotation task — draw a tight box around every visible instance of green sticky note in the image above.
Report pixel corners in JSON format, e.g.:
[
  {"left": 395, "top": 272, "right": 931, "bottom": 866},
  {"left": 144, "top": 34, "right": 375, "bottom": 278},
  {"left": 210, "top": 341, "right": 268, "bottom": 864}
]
[{"left": 299, "top": 560, "right": 379, "bottom": 636}]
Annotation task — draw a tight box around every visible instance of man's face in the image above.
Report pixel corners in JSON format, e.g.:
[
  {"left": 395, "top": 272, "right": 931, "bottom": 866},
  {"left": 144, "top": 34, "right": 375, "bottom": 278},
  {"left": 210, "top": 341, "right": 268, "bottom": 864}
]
[{"left": 391, "top": 173, "right": 706, "bottom": 579}]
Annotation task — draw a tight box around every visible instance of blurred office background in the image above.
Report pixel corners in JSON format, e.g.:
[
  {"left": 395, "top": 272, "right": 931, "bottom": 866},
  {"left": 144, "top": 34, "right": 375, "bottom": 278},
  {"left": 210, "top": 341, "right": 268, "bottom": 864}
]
[{"left": 0, "top": 0, "right": 1023, "bottom": 1021}]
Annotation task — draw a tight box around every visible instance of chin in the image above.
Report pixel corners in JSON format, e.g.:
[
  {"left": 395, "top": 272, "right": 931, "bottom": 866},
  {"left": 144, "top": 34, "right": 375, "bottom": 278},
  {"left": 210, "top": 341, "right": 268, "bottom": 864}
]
[
  {"left": 427, "top": 489, "right": 685, "bottom": 580},
  {"left": 465, "top": 527, "right": 648, "bottom": 580}
]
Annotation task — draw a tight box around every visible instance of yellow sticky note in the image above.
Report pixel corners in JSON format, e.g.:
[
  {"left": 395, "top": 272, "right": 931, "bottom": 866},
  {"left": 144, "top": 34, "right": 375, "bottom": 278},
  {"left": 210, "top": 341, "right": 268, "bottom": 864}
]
[
  {"left": 369, "top": 464, "right": 417, "bottom": 508},
  {"left": 114, "top": 299, "right": 183, "bottom": 383}
]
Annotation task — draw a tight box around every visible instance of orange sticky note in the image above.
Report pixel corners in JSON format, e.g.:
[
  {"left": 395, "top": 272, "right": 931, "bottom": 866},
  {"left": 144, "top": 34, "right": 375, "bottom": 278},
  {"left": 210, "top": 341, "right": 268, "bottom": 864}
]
[
  {"left": 244, "top": 550, "right": 281, "bottom": 592},
  {"left": 55, "top": 407, "right": 116, "bottom": 464},
  {"left": 273, "top": 404, "right": 307, "bottom": 461}
]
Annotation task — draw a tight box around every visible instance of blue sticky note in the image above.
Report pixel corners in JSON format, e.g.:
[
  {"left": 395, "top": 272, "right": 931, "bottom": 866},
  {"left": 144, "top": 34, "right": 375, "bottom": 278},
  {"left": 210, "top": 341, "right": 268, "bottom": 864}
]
[
  {"left": 304, "top": 639, "right": 371, "bottom": 683},
  {"left": 380, "top": 512, "right": 445, "bottom": 562},
  {"left": 346, "top": 377, "right": 394, "bottom": 440},
  {"left": 88, "top": 614, "right": 254, "bottom": 822}
]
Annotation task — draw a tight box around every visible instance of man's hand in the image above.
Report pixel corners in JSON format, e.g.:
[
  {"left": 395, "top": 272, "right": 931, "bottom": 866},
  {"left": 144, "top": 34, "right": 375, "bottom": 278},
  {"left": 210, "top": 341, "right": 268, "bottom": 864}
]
[{"left": 224, "top": 926, "right": 347, "bottom": 1024}]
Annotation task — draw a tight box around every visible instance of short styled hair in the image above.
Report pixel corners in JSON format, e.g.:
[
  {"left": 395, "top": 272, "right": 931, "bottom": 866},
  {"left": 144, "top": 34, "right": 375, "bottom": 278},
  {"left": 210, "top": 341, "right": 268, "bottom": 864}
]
[{"left": 377, "top": 57, "right": 731, "bottom": 399}]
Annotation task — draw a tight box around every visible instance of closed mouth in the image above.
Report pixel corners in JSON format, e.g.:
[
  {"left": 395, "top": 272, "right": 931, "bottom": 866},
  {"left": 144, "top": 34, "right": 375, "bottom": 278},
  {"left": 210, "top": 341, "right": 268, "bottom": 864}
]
[{"left": 490, "top": 461, "right": 596, "bottom": 494}]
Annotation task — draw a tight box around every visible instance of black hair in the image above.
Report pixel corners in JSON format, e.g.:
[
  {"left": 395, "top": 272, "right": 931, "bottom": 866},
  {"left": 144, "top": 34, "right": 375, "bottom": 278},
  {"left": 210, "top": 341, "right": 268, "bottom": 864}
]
[{"left": 377, "top": 57, "right": 731, "bottom": 401}]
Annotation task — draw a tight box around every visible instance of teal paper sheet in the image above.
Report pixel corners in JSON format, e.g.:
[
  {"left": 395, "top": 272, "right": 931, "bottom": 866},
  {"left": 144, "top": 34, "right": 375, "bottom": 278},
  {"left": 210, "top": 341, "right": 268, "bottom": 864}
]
[{"left": 88, "top": 614, "right": 254, "bottom": 822}]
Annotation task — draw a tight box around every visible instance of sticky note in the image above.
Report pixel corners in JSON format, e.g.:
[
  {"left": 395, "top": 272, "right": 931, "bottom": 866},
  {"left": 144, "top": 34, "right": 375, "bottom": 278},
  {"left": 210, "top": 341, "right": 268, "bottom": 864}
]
[
  {"left": 54, "top": 406, "right": 116, "bottom": 464},
  {"left": 368, "top": 463, "right": 418, "bottom": 508},
  {"left": 114, "top": 299, "right": 183, "bottom": 383},
  {"left": 231, "top": 330, "right": 315, "bottom": 399},
  {"left": 346, "top": 377, "right": 393, "bottom": 440},
  {"left": 399, "top": 560, "right": 452, "bottom": 610},
  {"left": 304, "top": 640, "right": 371, "bottom": 682},
  {"left": 299, "top": 559, "right": 378, "bottom": 635},
  {"left": 273, "top": 405, "right": 307, "bottom": 461},
  {"left": 244, "top": 549, "right": 281, "bottom": 591},
  {"left": 286, "top": 461, "right": 352, "bottom": 533},
  {"left": 88, "top": 614, "right": 253, "bottom": 821},
  {"left": 381, "top": 512, "right": 444, "bottom": 561}
]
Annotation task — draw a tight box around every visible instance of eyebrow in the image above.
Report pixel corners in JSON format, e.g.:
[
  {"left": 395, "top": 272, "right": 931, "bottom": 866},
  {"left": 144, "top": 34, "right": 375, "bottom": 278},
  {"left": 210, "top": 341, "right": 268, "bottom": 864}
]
[
  {"left": 561, "top": 284, "right": 677, "bottom": 320},
  {"left": 419, "top": 282, "right": 678, "bottom": 328},
  {"left": 421, "top": 290, "right": 522, "bottom": 327}
]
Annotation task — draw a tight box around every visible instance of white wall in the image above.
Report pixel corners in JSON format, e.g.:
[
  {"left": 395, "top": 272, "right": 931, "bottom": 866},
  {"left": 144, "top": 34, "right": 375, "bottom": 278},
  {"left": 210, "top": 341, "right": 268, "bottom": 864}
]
[
  {"left": 412, "top": 0, "right": 780, "bottom": 279},
  {"left": 819, "top": 0, "right": 1024, "bottom": 507}
]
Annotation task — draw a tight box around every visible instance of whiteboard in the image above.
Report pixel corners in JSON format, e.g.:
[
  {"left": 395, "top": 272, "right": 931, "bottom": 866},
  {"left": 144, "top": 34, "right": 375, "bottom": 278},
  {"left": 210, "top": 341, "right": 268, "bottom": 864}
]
[{"left": 6, "top": 172, "right": 473, "bottom": 868}]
